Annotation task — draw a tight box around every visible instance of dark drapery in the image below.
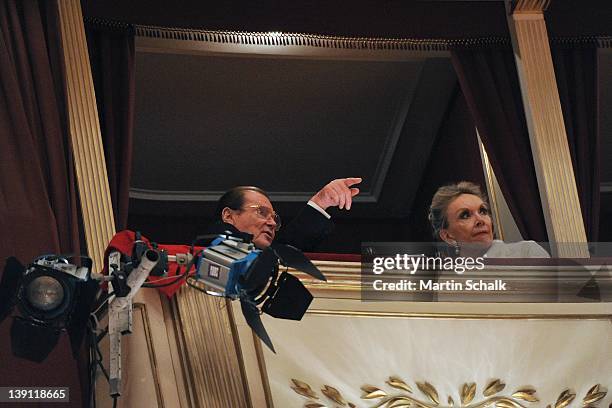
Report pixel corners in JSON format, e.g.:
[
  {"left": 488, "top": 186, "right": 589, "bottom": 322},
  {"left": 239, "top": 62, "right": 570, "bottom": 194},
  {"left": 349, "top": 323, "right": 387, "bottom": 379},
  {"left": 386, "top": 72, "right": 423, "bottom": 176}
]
[
  {"left": 0, "top": 0, "right": 80, "bottom": 260},
  {"left": 551, "top": 42, "right": 600, "bottom": 241},
  {"left": 450, "top": 44, "right": 549, "bottom": 242},
  {"left": 85, "top": 19, "right": 135, "bottom": 230},
  {"left": 408, "top": 84, "right": 486, "bottom": 241},
  {"left": 0, "top": 0, "right": 83, "bottom": 406}
]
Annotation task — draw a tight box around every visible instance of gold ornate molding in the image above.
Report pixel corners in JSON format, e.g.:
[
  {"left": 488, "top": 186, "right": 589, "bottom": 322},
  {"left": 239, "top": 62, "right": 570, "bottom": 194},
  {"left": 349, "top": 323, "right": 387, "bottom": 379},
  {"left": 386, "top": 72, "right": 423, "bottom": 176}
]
[
  {"left": 291, "top": 377, "right": 609, "bottom": 408},
  {"left": 57, "top": 0, "right": 116, "bottom": 270},
  {"left": 132, "top": 303, "right": 165, "bottom": 407},
  {"left": 306, "top": 310, "right": 612, "bottom": 321},
  {"left": 511, "top": 0, "right": 551, "bottom": 13},
  {"left": 170, "top": 286, "right": 251, "bottom": 407},
  {"left": 134, "top": 24, "right": 448, "bottom": 52},
  {"left": 252, "top": 330, "right": 275, "bottom": 408},
  {"left": 506, "top": 5, "right": 588, "bottom": 257}
]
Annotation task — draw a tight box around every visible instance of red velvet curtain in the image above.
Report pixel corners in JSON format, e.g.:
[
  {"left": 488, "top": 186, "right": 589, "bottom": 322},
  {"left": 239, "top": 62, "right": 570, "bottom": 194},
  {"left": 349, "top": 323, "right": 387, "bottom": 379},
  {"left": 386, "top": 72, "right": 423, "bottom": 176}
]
[
  {"left": 551, "top": 42, "right": 600, "bottom": 241},
  {"left": 85, "top": 19, "right": 135, "bottom": 230},
  {"left": 0, "top": 0, "right": 84, "bottom": 406},
  {"left": 450, "top": 44, "right": 549, "bottom": 242}
]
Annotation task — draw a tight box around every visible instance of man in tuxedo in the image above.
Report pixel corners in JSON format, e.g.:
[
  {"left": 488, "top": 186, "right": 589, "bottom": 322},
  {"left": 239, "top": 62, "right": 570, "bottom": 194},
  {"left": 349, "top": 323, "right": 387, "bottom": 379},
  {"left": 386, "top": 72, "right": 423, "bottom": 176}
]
[{"left": 214, "top": 178, "right": 362, "bottom": 250}]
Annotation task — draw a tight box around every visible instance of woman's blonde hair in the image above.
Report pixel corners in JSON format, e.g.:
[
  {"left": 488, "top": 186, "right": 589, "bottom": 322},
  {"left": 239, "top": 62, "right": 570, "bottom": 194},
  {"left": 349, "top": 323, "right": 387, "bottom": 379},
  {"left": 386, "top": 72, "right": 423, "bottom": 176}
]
[{"left": 428, "top": 181, "right": 488, "bottom": 241}]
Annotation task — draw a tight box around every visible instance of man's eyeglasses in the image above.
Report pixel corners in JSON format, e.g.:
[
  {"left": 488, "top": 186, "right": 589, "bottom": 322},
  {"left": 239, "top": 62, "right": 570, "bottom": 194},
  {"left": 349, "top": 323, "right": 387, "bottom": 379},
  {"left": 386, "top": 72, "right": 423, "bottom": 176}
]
[{"left": 242, "top": 205, "right": 282, "bottom": 231}]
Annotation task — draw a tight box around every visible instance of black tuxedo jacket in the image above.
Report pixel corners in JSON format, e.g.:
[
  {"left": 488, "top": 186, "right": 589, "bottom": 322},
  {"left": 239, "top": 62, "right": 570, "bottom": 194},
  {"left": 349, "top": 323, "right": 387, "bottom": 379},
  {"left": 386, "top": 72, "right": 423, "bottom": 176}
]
[{"left": 275, "top": 204, "right": 333, "bottom": 251}]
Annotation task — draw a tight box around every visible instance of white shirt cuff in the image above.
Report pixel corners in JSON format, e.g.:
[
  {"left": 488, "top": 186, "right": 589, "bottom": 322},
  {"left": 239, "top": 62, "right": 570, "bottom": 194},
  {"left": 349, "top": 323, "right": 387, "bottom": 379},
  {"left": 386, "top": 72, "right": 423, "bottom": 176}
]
[{"left": 307, "top": 200, "right": 331, "bottom": 219}]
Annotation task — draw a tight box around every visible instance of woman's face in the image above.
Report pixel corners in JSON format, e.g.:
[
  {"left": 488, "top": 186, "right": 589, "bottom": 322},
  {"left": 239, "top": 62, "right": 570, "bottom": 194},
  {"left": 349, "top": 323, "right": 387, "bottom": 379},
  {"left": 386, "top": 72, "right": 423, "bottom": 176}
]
[{"left": 440, "top": 193, "right": 493, "bottom": 249}]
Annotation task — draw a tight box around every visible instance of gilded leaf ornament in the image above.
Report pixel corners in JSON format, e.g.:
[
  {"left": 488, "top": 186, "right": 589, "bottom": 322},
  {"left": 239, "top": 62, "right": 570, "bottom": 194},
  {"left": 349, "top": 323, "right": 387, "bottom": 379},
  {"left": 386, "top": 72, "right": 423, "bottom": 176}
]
[
  {"left": 365, "top": 380, "right": 537, "bottom": 408},
  {"left": 358, "top": 379, "right": 533, "bottom": 408},
  {"left": 291, "top": 378, "right": 318, "bottom": 399},
  {"left": 321, "top": 384, "right": 347, "bottom": 405},
  {"left": 387, "top": 376, "right": 413, "bottom": 393},
  {"left": 361, "top": 385, "right": 388, "bottom": 399},
  {"left": 304, "top": 403, "right": 326, "bottom": 408},
  {"left": 586, "top": 385, "right": 600, "bottom": 395},
  {"left": 417, "top": 381, "right": 440, "bottom": 405},
  {"left": 583, "top": 384, "right": 607, "bottom": 405},
  {"left": 387, "top": 400, "right": 412, "bottom": 408},
  {"left": 292, "top": 378, "right": 358, "bottom": 408},
  {"left": 512, "top": 388, "right": 539, "bottom": 403},
  {"left": 555, "top": 389, "right": 576, "bottom": 408},
  {"left": 483, "top": 379, "right": 506, "bottom": 397},
  {"left": 291, "top": 378, "right": 609, "bottom": 408},
  {"left": 461, "top": 383, "right": 476, "bottom": 405},
  {"left": 495, "top": 400, "right": 525, "bottom": 408}
]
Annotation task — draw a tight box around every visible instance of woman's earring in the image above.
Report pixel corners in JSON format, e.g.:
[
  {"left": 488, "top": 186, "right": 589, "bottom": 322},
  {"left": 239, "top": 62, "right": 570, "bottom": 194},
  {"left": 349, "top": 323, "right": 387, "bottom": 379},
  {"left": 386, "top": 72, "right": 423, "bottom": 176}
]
[{"left": 453, "top": 241, "right": 460, "bottom": 256}]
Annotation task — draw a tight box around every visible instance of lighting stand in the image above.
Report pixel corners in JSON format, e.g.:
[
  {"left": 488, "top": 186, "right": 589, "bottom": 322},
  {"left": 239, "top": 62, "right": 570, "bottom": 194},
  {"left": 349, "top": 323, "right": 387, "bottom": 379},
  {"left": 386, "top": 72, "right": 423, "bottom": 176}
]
[{"left": 106, "top": 249, "right": 159, "bottom": 397}]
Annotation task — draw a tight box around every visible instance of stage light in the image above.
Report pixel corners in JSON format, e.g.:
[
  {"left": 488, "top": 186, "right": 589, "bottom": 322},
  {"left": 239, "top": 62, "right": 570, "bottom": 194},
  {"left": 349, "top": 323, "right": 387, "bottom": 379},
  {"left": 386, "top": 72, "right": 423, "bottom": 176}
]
[
  {"left": 0, "top": 255, "right": 99, "bottom": 362},
  {"left": 195, "top": 233, "right": 326, "bottom": 352},
  {"left": 17, "top": 259, "right": 76, "bottom": 323},
  {"left": 26, "top": 275, "right": 64, "bottom": 311}
]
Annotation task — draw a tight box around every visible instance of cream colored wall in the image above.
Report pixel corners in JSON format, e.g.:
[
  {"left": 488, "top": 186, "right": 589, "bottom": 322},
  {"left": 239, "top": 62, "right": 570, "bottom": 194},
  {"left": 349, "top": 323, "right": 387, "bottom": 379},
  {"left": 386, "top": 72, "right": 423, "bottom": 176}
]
[
  {"left": 229, "top": 257, "right": 612, "bottom": 408},
  {"left": 263, "top": 308, "right": 611, "bottom": 408},
  {"left": 94, "top": 290, "right": 186, "bottom": 408},
  {"left": 233, "top": 296, "right": 611, "bottom": 408}
]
